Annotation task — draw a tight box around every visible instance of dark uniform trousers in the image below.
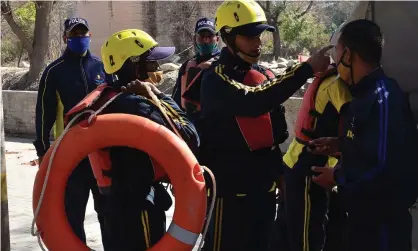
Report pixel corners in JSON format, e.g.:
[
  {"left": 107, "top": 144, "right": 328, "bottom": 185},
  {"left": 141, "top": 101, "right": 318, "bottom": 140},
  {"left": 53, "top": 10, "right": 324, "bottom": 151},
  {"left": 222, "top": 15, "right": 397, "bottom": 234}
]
[
  {"left": 346, "top": 205, "right": 413, "bottom": 251},
  {"left": 284, "top": 165, "right": 328, "bottom": 251},
  {"left": 203, "top": 190, "right": 276, "bottom": 251},
  {"left": 64, "top": 158, "right": 112, "bottom": 249},
  {"left": 104, "top": 200, "right": 166, "bottom": 251}
]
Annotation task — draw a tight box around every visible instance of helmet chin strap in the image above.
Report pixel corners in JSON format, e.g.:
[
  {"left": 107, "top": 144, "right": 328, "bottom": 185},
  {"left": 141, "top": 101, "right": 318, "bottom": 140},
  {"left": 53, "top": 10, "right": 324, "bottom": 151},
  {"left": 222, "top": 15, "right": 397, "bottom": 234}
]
[{"left": 236, "top": 51, "right": 259, "bottom": 64}]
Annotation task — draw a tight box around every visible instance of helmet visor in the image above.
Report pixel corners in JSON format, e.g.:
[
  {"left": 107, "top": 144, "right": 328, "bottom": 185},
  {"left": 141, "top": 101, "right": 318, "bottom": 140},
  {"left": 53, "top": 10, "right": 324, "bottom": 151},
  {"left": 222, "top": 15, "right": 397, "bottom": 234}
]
[
  {"left": 235, "top": 22, "right": 275, "bottom": 37},
  {"left": 146, "top": 46, "right": 176, "bottom": 61}
]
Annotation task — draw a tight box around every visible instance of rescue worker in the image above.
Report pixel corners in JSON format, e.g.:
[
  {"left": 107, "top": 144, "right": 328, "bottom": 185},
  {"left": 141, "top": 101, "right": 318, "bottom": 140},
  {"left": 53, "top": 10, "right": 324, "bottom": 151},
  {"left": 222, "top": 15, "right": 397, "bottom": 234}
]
[
  {"left": 198, "top": 1, "right": 332, "bottom": 250},
  {"left": 280, "top": 51, "right": 352, "bottom": 251},
  {"left": 33, "top": 17, "right": 110, "bottom": 248},
  {"left": 172, "top": 17, "right": 221, "bottom": 135},
  {"left": 310, "top": 19, "right": 418, "bottom": 251},
  {"left": 97, "top": 29, "right": 199, "bottom": 250}
]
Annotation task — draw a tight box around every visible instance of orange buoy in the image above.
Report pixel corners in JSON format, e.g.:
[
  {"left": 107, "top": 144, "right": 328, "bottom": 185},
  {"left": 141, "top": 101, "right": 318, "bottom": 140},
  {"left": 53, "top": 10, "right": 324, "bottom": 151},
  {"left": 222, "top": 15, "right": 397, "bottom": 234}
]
[{"left": 32, "top": 113, "right": 207, "bottom": 251}]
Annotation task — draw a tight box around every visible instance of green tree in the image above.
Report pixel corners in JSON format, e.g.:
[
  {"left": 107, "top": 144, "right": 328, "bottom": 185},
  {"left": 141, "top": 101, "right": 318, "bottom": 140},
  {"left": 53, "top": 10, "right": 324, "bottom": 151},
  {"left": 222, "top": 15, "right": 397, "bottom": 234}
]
[
  {"left": 14, "top": 1, "right": 35, "bottom": 35},
  {"left": 1, "top": 1, "right": 35, "bottom": 65},
  {"left": 1, "top": 0, "right": 55, "bottom": 89},
  {"left": 313, "top": 1, "right": 357, "bottom": 34},
  {"left": 257, "top": 1, "right": 314, "bottom": 58},
  {"left": 280, "top": 10, "right": 329, "bottom": 56}
]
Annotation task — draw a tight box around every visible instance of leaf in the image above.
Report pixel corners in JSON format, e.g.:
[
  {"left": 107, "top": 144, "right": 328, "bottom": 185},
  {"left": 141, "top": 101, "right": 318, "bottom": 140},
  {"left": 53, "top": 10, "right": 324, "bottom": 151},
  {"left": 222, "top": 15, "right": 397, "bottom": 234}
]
[{"left": 14, "top": 1, "right": 36, "bottom": 25}]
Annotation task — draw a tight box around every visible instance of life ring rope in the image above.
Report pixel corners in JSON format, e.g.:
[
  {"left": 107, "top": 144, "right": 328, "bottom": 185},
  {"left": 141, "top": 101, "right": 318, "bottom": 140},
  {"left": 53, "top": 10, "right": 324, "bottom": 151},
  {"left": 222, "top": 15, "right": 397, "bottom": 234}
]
[
  {"left": 31, "top": 88, "right": 217, "bottom": 251},
  {"left": 196, "top": 165, "right": 216, "bottom": 250},
  {"left": 31, "top": 109, "right": 99, "bottom": 251}
]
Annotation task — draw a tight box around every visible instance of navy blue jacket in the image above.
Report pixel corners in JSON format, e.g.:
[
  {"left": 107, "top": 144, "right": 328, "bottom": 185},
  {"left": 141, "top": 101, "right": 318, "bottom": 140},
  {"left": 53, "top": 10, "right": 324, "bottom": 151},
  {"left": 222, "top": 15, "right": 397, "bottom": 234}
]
[
  {"left": 171, "top": 50, "right": 221, "bottom": 134},
  {"left": 34, "top": 49, "right": 106, "bottom": 156},
  {"left": 101, "top": 92, "right": 200, "bottom": 208},
  {"left": 334, "top": 68, "right": 418, "bottom": 210},
  {"left": 199, "top": 47, "right": 313, "bottom": 194}
]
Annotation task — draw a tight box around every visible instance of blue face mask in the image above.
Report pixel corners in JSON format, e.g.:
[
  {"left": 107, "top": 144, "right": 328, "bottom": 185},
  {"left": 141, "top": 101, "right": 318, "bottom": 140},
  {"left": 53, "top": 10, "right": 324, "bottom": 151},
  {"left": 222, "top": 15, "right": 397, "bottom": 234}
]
[
  {"left": 67, "top": 37, "right": 90, "bottom": 54},
  {"left": 196, "top": 43, "right": 217, "bottom": 56}
]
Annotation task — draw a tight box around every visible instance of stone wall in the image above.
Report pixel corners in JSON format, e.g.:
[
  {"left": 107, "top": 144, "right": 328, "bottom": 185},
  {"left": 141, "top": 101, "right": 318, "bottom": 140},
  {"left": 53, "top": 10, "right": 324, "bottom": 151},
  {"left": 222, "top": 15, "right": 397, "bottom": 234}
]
[{"left": 1, "top": 90, "right": 302, "bottom": 150}]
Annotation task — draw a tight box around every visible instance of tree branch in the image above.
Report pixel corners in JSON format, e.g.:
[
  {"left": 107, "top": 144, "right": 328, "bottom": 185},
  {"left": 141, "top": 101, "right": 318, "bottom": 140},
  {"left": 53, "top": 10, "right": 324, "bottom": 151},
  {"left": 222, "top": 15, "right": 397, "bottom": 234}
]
[
  {"left": 1, "top": 1, "right": 28, "bottom": 15},
  {"left": 1, "top": 1, "right": 33, "bottom": 56},
  {"left": 295, "top": 1, "right": 313, "bottom": 19},
  {"left": 273, "top": 12, "right": 280, "bottom": 23},
  {"left": 272, "top": 1, "right": 288, "bottom": 22},
  {"left": 257, "top": 1, "right": 267, "bottom": 13}
]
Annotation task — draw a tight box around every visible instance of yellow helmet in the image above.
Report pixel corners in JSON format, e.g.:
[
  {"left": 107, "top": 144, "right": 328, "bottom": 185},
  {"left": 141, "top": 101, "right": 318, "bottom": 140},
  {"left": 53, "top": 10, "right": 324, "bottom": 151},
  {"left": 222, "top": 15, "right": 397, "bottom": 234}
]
[
  {"left": 101, "top": 29, "right": 175, "bottom": 74},
  {"left": 215, "top": 0, "right": 267, "bottom": 32}
]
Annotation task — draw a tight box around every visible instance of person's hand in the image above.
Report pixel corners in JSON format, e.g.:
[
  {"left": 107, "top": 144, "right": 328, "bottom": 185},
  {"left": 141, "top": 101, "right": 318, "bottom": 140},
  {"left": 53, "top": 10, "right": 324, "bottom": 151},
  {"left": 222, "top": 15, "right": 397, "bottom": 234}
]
[
  {"left": 307, "top": 137, "right": 339, "bottom": 156},
  {"left": 121, "top": 79, "right": 162, "bottom": 98},
  {"left": 306, "top": 45, "right": 333, "bottom": 73},
  {"left": 311, "top": 165, "right": 336, "bottom": 189},
  {"left": 38, "top": 156, "right": 44, "bottom": 166}
]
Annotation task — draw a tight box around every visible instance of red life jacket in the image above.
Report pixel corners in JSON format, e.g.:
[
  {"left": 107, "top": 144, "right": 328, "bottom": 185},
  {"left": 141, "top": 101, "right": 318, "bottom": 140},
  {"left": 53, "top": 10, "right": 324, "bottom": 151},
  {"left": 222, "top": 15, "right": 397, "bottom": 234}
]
[
  {"left": 236, "top": 68, "right": 277, "bottom": 151},
  {"left": 180, "top": 57, "right": 218, "bottom": 111},
  {"left": 294, "top": 68, "right": 338, "bottom": 144},
  {"left": 64, "top": 84, "right": 167, "bottom": 194}
]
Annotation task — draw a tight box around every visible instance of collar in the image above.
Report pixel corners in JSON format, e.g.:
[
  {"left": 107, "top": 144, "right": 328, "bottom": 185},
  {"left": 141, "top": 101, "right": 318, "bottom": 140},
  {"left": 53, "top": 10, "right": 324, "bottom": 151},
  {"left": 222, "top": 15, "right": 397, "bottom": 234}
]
[
  {"left": 195, "top": 48, "right": 221, "bottom": 64},
  {"left": 350, "top": 67, "right": 385, "bottom": 97},
  {"left": 218, "top": 47, "right": 254, "bottom": 70},
  {"left": 63, "top": 48, "right": 91, "bottom": 59}
]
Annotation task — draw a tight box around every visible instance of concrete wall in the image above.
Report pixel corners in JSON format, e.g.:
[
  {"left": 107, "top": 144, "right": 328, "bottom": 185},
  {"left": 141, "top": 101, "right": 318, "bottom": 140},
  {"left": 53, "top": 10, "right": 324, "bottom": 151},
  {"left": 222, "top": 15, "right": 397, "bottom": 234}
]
[
  {"left": 74, "top": 1, "right": 221, "bottom": 60},
  {"left": 2, "top": 91, "right": 37, "bottom": 137},
  {"left": 74, "top": 1, "right": 146, "bottom": 58},
  {"left": 1, "top": 90, "right": 302, "bottom": 150}
]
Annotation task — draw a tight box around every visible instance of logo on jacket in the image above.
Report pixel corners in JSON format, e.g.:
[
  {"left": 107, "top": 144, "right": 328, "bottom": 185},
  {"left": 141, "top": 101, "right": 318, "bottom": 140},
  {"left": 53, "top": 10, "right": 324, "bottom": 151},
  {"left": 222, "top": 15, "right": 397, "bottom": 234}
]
[
  {"left": 346, "top": 116, "right": 355, "bottom": 139},
  {"left": 350, "top": 116, "right": 355, "bottom": 128},
  {"left": 346, "top": 130, "right": 354, "bottom": 139},
  {"left": 95, "top": 75, "right": 104, "bottom": 83}
]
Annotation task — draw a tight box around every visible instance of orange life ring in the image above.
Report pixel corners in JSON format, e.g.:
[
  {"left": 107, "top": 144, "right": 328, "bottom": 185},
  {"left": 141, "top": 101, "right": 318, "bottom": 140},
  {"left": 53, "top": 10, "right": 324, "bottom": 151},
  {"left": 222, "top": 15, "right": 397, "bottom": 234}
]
[{"left": 32, "top": 113, "right": 207, "bottom": 251}]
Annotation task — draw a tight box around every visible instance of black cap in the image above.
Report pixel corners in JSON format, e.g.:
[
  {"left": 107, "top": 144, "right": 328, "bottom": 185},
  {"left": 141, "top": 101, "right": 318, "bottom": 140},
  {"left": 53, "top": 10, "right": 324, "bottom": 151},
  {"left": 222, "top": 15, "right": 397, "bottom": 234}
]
[
  {"left": 195, "top": 17, "right": 216, "bottom": 34},
  {"left": 64, "top": 17, "right": 89, "bottom": 32}
]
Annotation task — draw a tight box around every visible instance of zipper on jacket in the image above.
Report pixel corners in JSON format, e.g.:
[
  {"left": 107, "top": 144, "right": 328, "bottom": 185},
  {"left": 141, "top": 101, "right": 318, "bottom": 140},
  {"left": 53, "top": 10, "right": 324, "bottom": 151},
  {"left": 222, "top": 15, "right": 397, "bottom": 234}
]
[{"left": 80, "top": 58, "right": 89, "bottom": 94}]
